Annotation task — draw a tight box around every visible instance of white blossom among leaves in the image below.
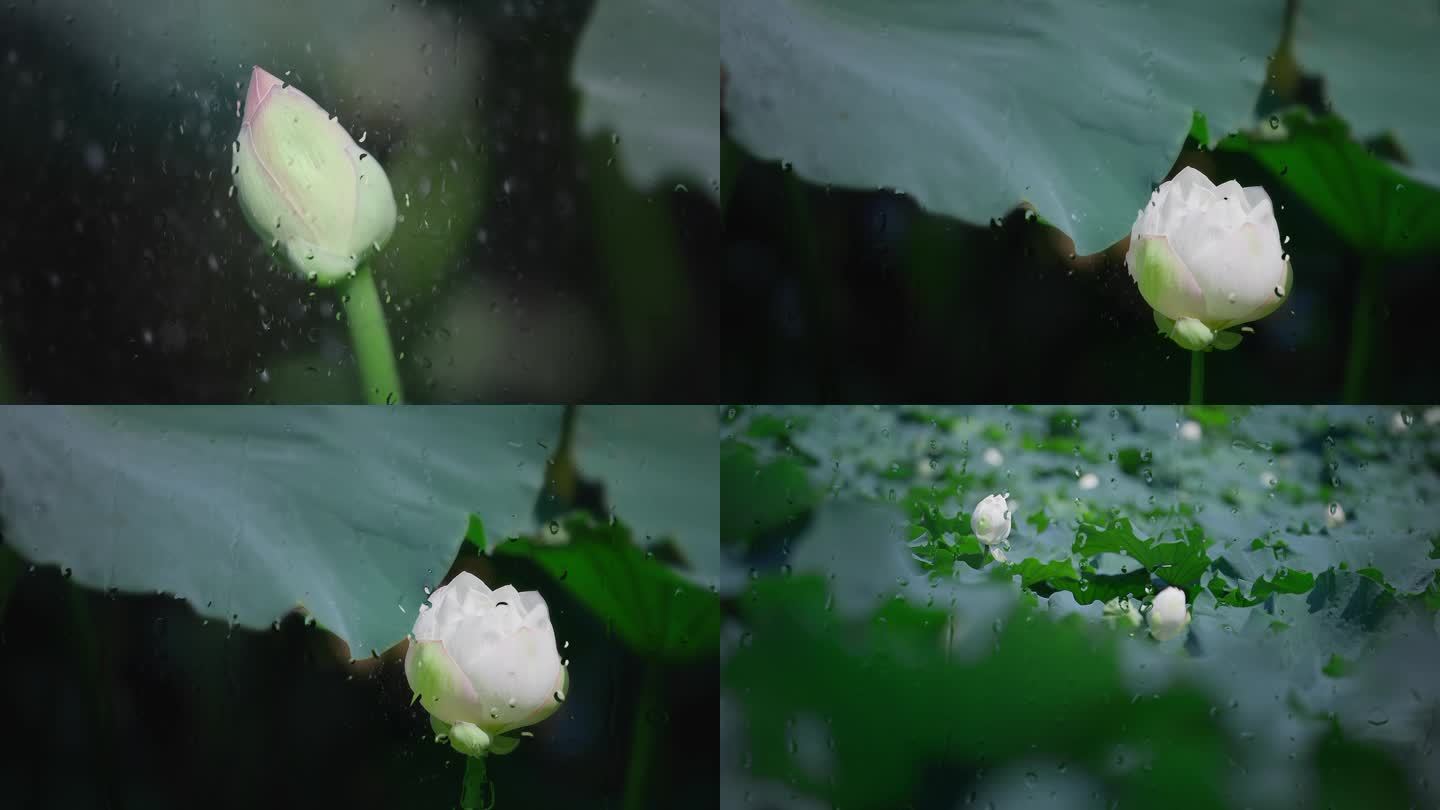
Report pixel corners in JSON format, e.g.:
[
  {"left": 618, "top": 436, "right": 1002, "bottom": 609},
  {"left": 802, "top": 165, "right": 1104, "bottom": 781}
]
[
  {"left": 1148, "top": 586, "right": 1191, "bottom": 641},
  {"left": 1125, "top": 167, "right": 1292, "bottom": 351},
  {"left": 971, "top": 493, "right": 1013, "bottom": 562},
  {"left": 405, "top": 572, "right": 568, "bottom": 757}
]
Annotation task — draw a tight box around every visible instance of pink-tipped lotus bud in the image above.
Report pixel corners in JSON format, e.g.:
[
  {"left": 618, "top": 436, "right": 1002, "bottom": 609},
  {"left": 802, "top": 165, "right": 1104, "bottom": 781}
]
[{"left": 232, "top": 66, "right": 396, "bottom": 285}]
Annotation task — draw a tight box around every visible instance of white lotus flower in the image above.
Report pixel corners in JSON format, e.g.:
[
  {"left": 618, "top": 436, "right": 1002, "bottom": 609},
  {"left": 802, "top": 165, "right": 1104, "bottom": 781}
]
[
  {"left": 1125, "top": 167, "right": 1292, "bottom": 351},
  {"left": 1148, "top": 586, "right": 1190, "bottom": 641},
  {"left": 1078, "top": 472, "right": 1099, "bottom": 491},
  {"left": 1179, "top": 420, "right": 1203, "bottom": 441},
  {"left": 971, "top": 493, "right": 1012, "bottom": 562},
  {"left": 405, "top": 572, "right": 567, "bottom": 757}
]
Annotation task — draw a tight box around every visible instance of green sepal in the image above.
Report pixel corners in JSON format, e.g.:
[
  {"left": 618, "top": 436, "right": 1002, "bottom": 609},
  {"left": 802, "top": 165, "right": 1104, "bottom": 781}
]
[
  {"left": 1169, "top": 317, "right": 1214, "bottom": 352},
  {"left": 449, "top": 722, "right": 492, "bottom": 758},
  {"left": 1211, "top": 331, "right": 1243, "bottom": 351}
]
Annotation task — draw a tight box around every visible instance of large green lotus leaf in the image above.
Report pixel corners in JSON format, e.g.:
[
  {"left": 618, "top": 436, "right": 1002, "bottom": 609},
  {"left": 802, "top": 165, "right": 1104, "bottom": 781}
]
[
  {"left": 0, "top": 406, "right": 560, "bottom": 656},
  {"left": 571, "top": 406, "right": 720, "bottom": 585},
  {"left": 721, "top": 0, "right": 1284, "bottom": 255},
  {"left": 1219, "top": 113, "right": 1440, "bottom": 257},
  {"left": 573, "top": 0, "right": 718, "bottom": 197},
  {"left": 1293, "top": 0, "right": 1440, "bottom": 187}
]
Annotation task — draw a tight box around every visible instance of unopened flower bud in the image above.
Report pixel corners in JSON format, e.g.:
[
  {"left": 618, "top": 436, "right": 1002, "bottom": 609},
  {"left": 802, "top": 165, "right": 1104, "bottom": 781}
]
[{"left": 232, "top": 66, "right": 397, "bottom": 285}]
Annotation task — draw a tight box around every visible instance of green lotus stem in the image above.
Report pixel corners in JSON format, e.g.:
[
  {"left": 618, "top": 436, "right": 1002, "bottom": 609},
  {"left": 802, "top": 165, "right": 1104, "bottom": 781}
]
[
  {"left": 1342, "top": 258, "right": 1381, "bottom": 403},
  {"left": 341, "top": 264, "right": 404, "bottom": 404},
  {"left": 461, "top": 755, "right": 492, "bottom": 810},
  {"left": 623, "top": 663, "right": 662, "bottom": 810},
  {"left": 1189, "top": 350, "right": 1205, "bottom": 406}
]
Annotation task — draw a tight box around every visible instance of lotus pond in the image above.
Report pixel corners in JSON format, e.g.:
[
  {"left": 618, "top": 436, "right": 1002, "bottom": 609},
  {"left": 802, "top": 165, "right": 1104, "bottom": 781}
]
[{"left": 721, "top": 404, "right": 1440, "bottom": 810}]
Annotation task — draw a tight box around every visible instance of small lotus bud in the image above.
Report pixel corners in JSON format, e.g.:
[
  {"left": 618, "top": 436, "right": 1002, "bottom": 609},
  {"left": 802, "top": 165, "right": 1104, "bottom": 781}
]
[
  {"left": 1148, "top": 586, "right": 1190, "bottom": 641},
  {"left": 971, "top": 493, "right": 1012, "bottom": 562}
]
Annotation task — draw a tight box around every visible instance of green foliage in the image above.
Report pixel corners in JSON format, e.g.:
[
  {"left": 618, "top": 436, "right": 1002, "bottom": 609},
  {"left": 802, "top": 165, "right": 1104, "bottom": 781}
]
[
  {"left": 720, "top": 439, "right": 817, "bottom": 550},
  {"left": 569, "top": 407, "right": 720, "bottom": 581},
  {"left": 727, "top": 575, "right": 1231, "bottom": 810},
  {"left": 483, "top": 517, "right": 720, "bottom": 660},
  {"left": 1076, "top": 519, "right": 1212, "bottom": 588},
  {"left": 722, "top": 406, "right": 1440, "bottom": 809},
  {"left": 1219, "top": 112, "right": 1440, "bottom": 257},
  {"left": 1208, "top": 566, "right": 1316, "bottom": 607},
  {"left": 1292, "top": 0, "right": 1440, "bottom": 188},
  {"left": 1313, "top": 726, "right": 1419, "bottom": 809}
]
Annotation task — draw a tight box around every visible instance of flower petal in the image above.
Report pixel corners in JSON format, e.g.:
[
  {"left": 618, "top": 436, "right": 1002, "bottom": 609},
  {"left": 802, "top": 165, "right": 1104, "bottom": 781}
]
[
  {"left": 243, "top": 65, "right": 284, "bottom": 126},
  {"left": 1215, "top": 256, "right": 1292, "bottom": 329},
  {"left": 450, "top": 623, "right": 565, "bottom": 734},
  {"left": 1130, "top": 235, "right": 1206, "bottom": 321},
  {"left": 246, "top": 87, "right": 360, "bottom": 254},
  {"left": 405, "top": 639, "right": 483, "bottom": 726},
  {"left": 1169, "top": 166, "right": 1216, "bottom": 198},
  {"left": 1183, "top": 221, "right": 1287, "bottom": 323}
]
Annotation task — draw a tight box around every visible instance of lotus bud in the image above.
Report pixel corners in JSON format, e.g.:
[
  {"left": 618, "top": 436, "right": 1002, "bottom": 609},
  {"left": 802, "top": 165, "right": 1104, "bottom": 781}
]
[
  {"left": 971, "top": 493, "right": 1012, "bottom": 562},
  {"left": 1148, "top": 586, "right": 1190, "bottom": 641},
  {"left": 1126, "top": 167, "right": 1292, "bottom": 351},
  {"left": 232, "top": 66, "right": 397, "bottom": 285}
]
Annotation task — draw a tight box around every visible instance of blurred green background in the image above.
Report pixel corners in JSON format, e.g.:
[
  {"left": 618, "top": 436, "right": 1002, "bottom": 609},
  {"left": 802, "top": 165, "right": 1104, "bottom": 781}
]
[
  {"left": 721, "top": 405, "right": 1440, "bottom": 810},
  {"left": 0, "top": 0, "right": 716, "bottom": 403}
]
